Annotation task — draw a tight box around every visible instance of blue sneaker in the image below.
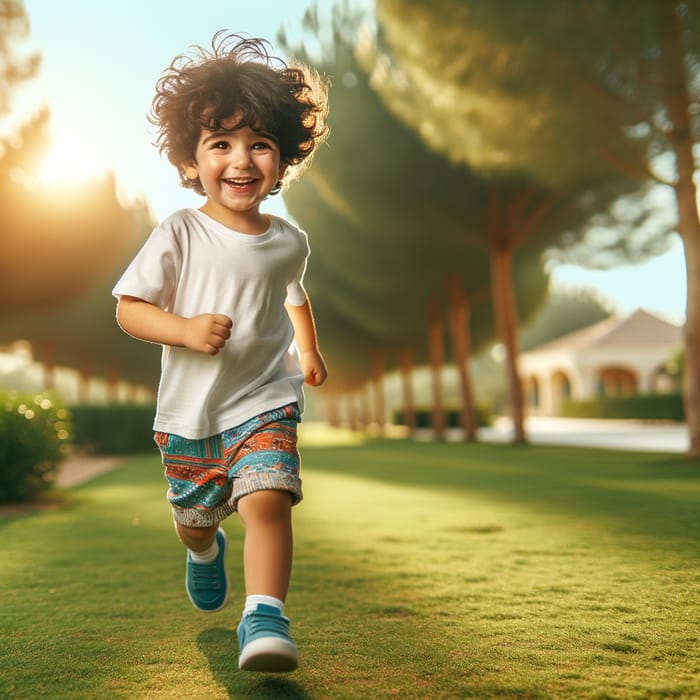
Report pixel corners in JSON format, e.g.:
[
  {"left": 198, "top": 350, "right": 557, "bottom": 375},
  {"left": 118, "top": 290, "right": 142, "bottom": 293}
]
[
  {"left": 185, "top": 528, "right": 230, "bottom": 612},
  {"left": 237, "top": 603, "right": 299, "bottom": 672}
]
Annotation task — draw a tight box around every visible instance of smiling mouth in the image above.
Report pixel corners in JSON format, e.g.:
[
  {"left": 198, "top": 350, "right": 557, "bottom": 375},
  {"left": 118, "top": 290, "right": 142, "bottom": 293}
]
[{"left": 224, "top": 177, "right": 256, "bottom": 186}]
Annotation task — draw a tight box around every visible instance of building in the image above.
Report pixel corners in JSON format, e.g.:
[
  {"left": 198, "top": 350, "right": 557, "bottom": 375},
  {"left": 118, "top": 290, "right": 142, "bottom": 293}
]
[{"left": 519, "top": 309, "right": 683, "bottom": 416}]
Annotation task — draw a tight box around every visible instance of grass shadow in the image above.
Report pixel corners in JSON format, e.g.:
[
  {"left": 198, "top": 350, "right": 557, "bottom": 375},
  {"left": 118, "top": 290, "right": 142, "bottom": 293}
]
[
  {"left": 196, "top": 628, "right": 311, "bottom": 699},
  {"left": 301, "top": 440, "right": 700, "bottom": 546},
  {"left": 0, "top": 492, "right": 79, "bottom": 532}
]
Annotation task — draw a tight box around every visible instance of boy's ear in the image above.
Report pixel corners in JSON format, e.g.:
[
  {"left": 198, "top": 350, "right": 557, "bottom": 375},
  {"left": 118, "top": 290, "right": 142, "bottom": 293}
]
[{"left": 182, "top": 160, "right": 199, "bottom": 180}]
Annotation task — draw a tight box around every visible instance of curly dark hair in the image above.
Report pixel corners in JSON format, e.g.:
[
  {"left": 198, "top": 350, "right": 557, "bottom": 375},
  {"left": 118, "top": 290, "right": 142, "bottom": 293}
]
[{"left": 149, "top": 31, "right": 329, "bottom": 195}]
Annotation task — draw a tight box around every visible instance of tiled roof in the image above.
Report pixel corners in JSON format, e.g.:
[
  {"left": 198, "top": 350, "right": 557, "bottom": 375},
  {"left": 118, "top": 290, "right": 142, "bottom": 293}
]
[{"left": 524, "top": 309, "right": 683, "bottom": 354}]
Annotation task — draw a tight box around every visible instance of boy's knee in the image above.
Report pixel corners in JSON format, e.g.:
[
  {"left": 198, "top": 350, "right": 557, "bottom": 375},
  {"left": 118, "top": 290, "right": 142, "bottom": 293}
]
[
  {"left": 175, "top": 521, "right": 219, "bottom": 545},
  {"left": 238, "top": 490, "right": 292, "bottom": 522}
]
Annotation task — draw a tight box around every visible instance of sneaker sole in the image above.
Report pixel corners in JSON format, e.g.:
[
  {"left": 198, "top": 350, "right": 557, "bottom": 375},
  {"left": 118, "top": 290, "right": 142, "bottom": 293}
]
[
  {"left": 239, "top": 637, "right": 299, "bottom": 673},
  {"left": 186, "top": 529, "right": 230, "bottom": 613}
]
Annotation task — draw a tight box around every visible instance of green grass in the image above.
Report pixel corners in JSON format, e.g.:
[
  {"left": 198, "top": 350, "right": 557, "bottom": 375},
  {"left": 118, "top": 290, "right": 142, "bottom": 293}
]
[{"left": 1, "top": 429, "right": 699, "bottom": 699}]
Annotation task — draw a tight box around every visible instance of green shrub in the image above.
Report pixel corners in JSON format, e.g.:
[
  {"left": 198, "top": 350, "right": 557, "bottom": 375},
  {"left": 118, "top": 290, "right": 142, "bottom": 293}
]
[
  {"left": 560, "top": 393, "right": 685, "bottom": 421},
  {"left": 394, "top": 405, "right": 492, "bottom": 429},
  {"left": 0, "top": 391, "right": 72, "bottom": 503},
  {"left": 70, "top": 404, "right": 157, "bottom": 454}
]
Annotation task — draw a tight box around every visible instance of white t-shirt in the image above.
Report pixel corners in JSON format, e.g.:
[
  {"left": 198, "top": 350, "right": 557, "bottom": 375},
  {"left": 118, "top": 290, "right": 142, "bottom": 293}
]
[{"left": 113, "top": 208, "right": 309, "bottom": 439}]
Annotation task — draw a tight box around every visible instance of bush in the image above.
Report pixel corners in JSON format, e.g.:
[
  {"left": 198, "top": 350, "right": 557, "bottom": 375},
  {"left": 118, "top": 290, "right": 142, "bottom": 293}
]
[
  {"left": 0, "top": 391, "right": 72, "bottom": 503},
  {"left": 70, "top": 403, "right": 157, "bottom": 454},
  {"left": 394, "top": 405, "right": 492, "bottom": 429},
  {"left": 560, "top": 393, "right": 685, "bottom": 421}
]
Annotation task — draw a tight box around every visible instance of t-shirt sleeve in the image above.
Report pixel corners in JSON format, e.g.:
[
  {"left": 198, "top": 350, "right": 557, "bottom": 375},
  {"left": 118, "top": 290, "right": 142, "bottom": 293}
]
[
  {"left": 112, "top": 226, "right": 181, "bottom": 310},
  {"left": 284, "top": 229, "right": 310, "bottom": 307}
]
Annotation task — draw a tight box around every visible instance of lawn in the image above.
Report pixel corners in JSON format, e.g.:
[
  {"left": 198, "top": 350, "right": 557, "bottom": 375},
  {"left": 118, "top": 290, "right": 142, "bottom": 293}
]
[{"left": 1, "top": 428, "right": 699, "bottom": 699}]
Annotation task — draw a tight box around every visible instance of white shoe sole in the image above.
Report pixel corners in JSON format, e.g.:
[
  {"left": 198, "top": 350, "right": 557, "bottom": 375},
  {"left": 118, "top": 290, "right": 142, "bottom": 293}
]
[{"left": 238, "top": 636, "right": 299, "bottom": 673}]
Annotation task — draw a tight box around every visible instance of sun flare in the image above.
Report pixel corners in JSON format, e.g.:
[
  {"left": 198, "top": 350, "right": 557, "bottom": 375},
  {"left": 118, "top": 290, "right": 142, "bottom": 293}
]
[{"left": 38, "top": 126, "right": 108, "bottom": 185}]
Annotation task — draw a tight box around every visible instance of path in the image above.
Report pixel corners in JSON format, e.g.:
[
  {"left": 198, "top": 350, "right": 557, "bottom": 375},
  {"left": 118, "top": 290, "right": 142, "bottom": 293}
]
[
  {"left": 479, "top": 416, "right": 689, "bottom": 453},
  {"left": 55, "top": 454, "right": 126, "bottom": 488}
]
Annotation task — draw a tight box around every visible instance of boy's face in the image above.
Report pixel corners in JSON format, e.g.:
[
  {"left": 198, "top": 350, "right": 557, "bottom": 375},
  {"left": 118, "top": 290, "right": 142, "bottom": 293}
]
[{"left": 182, "top": 112, "right": 287, "bottom": 231}]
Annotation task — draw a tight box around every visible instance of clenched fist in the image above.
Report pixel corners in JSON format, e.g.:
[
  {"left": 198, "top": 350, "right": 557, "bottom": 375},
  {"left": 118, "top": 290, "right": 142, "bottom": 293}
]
[{"left": 182, "top": 314, "right": 233, "bottom": 355}]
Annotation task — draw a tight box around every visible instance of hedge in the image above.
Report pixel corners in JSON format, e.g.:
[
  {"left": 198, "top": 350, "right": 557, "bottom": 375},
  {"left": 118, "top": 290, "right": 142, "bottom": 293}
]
[
  {"left": 560, "top": 393, "right": 685, "bottom": 421},
  {"left": 394, "top": 405, "right": 492, "bottom": 429},
  {"left": 70, "top": 403, "right": 157, "bottom": 454},
  {"left": 0, "top": 391, "right": 72, "bottom": 502}
]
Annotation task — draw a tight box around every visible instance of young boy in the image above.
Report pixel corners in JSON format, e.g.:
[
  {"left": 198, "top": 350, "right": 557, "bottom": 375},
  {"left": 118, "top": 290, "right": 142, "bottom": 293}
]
[{"left": 112, "top": 33, "right": 329, "bottom": 673}]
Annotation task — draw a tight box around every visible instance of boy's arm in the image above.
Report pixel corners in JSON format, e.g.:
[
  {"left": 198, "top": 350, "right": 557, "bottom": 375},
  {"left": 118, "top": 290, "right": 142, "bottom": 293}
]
[
  {"left": 116, "top": 295, "right": 232, "bottom": 355},
  {"left": 285, "top": 298, "right": 327, "bottom": 386}
]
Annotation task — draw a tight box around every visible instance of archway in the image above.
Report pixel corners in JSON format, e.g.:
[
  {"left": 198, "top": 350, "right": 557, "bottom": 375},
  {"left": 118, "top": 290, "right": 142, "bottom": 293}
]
[
  {"left": 525, "top": 375, "right": 540, "bottom": 410},
  {"left": 597, "top": 366, "right": 637, "bottom": 397}
]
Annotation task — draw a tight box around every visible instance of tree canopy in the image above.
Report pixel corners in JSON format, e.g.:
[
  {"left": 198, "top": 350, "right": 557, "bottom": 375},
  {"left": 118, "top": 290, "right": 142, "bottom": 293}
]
[
  {"left": 0, "top": 1, "right": 159, "bottom": 393},
  {"left": 366, "top": 0, "right": 696, "bottom": 452},
  {"left": 0, "top": 0, "right": 39, "bottom": 116},
  {"left": 281, "top": 15, "right": 553, "bottom": 399}
]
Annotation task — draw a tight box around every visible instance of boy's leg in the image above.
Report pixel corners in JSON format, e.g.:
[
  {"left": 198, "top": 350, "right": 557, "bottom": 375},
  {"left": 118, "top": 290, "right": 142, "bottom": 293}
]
[
  {"left": 176, "top": 522, "right": 219, "bottom": 553},
  {"left": 236, "top": 491, "right": 293, "bottom": 600},
  {"left": 155, "top": 430, "right": 236, "bottom": 613},
  {"left": 224, "top": 404, "right": 302, "bottom": 672},
  {"left": 176, "top": 521, "right": 230, "bottom": 613},
  {"left": 236, "top": 490, "right": 298, "bottom": 673}
]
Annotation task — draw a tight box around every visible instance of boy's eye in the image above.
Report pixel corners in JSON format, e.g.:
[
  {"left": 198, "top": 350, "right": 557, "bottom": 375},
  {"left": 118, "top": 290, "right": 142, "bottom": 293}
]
[
  {"left": 212, "top": 141, "right": 229, "bottom": 150},
  {"left": 252, "top": 141, "right": 274, "bottom": 150}
]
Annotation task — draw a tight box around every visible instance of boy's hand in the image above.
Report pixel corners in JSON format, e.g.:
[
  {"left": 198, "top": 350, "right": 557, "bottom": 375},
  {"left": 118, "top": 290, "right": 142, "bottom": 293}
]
[
  {"left": 300, "top": 350, "right": 328, "bottom": 386},
  {"left": 183, "top": 314, "right": 233, "bottom": 355}
]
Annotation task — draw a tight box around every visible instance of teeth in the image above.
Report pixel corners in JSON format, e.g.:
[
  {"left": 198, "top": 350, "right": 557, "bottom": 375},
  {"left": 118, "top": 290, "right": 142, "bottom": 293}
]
[{"left": 225, "top": 178, "right": 254, "bottom": 185}]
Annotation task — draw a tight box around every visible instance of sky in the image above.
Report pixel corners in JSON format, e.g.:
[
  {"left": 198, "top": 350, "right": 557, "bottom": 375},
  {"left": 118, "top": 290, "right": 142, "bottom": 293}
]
[{"left": 12, "top": 0, "right": 688, "bottom": 326}]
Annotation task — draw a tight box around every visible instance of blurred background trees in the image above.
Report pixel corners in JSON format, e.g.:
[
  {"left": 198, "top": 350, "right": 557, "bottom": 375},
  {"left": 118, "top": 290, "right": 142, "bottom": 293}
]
[
  {"left": 280, "top": 2, "right": 682, "bottom": 445},
  {"left": 363, "top": 0, "right": 696, "bottom": 450},
  {"left": 0, "top": 0, "right": 39, "bottom": 114},
  {"left": 0, "top": 0, "right": 159, "bottom": 400},
  {"left": 0, "top": 0, "right": 694, "bottom": 455}
]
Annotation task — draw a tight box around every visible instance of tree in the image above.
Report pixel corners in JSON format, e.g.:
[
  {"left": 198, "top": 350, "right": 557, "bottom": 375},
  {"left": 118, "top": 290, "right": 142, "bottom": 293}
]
[
  {"left": 281, "top": 7, "right": 649, "bottom": 444},
  {"left": 368, "top": 0, "right": 689, "bottom": 450},
  {"left": 281, "top": 15, "right": 548, "bottom": 437},
  {"left": 0, "top": 1, "right": 159, "bottom": 396},
  {"left": 0, "top": 0, "right": 39, "bottom": 115},
  {"left": 519, "top": 289, "right": 613, "bottom": 352},
  {"left": 0, "top": 176, "right": 160, "bottom": 394}
]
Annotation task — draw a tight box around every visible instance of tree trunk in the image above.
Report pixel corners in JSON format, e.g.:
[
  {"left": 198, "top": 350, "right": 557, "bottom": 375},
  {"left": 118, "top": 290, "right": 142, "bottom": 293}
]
[
  {"left": 39, "top": 341, "right": 56, "bottom": 392},
  {"left": 658, "top": 0, "right": 700, "bottom": 458},
  {"left": 399, "top": 348, "right": 417, "bottom": 437},
  {"left": 372, "top": 350, "right": 386, "bottom": 435},
  {"left": 490, "top": 247, "right": 527, "bottom": 443},
  {"left": 448, "top": 276, "right": 478, "bottom": 441},
  {"left": 107, "top": 365, "right": 119, "bottom": 403},
  {"left": 428, "top": 301, "right": 446, "bottom": 439},
  {"left": 359, "top": 386, "right": 371, "bottom": 432},
  {"left": 325, "top": 394, "right": 341, "bottom": 428},
  {"left": 78, "top": 358, "right": 93, "bottom": 404},
  {"left": 347, "top": 393, "right": 359, "bottom": 432}
]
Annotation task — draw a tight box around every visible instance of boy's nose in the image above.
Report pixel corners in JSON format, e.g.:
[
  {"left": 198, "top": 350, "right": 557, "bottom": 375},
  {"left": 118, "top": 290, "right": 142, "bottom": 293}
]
[{"left": 230, "top": 145, "right": 252, "bottom": 169}]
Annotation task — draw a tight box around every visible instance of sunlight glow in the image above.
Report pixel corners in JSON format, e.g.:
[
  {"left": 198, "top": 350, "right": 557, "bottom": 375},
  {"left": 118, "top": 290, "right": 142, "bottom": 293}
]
[{"left": 38, "top": 126, "right": 107, "bottom": 185}]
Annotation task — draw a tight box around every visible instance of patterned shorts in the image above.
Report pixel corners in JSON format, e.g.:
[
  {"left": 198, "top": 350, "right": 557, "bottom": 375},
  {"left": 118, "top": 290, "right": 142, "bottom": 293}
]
[{"left": 154, "top": 403, "right": 302, "bottom": 527}]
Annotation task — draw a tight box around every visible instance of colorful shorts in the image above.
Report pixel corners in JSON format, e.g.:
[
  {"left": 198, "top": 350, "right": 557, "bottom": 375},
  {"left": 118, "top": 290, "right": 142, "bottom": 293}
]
[{"left": 154, "top": 403, "right": 302, "bottom": 527}]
